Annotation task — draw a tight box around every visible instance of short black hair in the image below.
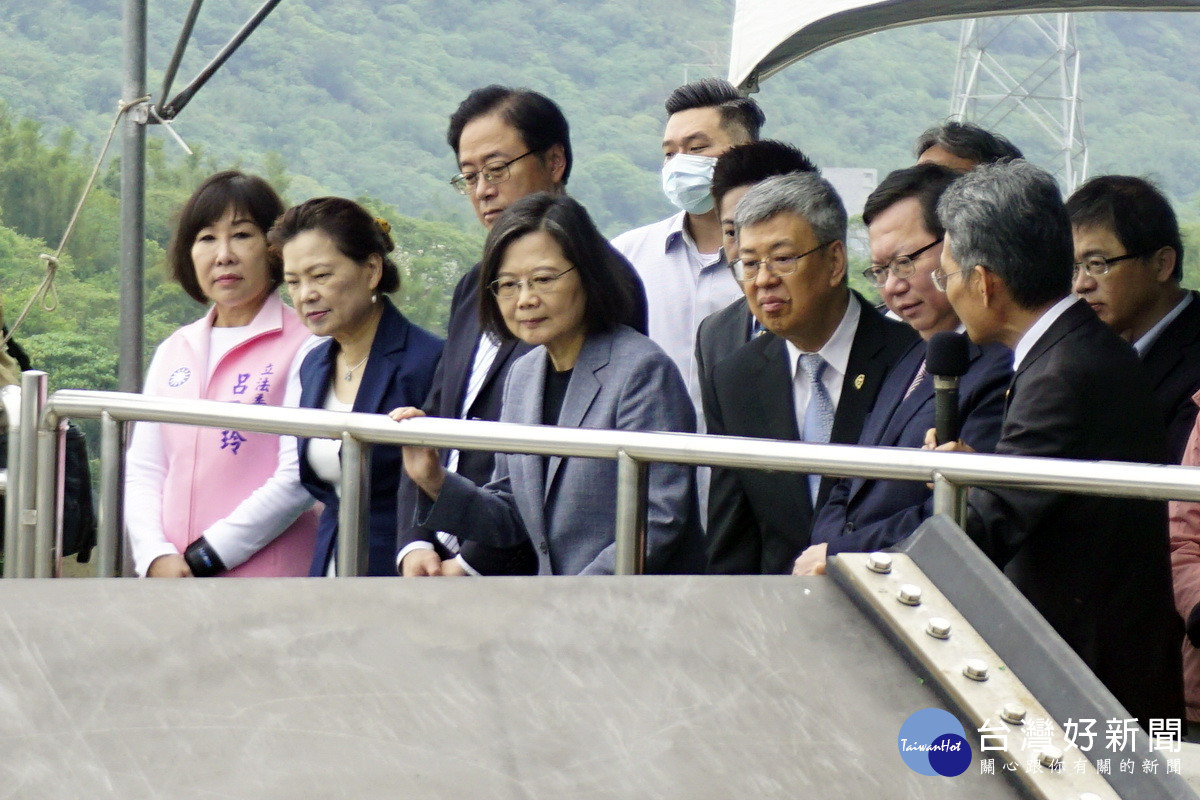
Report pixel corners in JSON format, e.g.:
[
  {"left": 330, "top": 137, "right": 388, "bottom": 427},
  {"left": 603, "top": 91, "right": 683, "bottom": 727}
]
[
  {"left": 711, "top": 140, "right": 818, "bottom": 212},
  {"left": 446, "top": 85, "right": 572, "bottom": 184},
  {"left": 169, "top": 170, "right": 284, "bottom": 304},
  {"left": 937, "top": 160, "right": 1072, "bottom": 310},
  {"left": 664, "top": 78, "right": 766, "bottom": 142},
  {"left": 268, "top": 197, "right": 400, "bottom": 293},
  {"left": 863, "top": 163, "right": 963, "bottom": 237},
  {"left": 915, "top": 121, "right": 1023, "bottom": 165},
  {"left": 1066, "top": 175, "right": 1184, "bottom": 283},
  {"left": 478, "top": 193, "right": 633, "bottom": 341}
]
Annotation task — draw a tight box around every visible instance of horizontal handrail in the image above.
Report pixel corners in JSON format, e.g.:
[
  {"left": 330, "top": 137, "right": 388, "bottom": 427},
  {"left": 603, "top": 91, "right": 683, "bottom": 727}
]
[{"left": 45, "top": 388, "right": 1200, "bottom": 501}]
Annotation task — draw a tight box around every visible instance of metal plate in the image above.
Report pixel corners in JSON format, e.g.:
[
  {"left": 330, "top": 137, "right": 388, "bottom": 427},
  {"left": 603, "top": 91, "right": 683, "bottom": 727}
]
[{"left": 0, "top": 577, "right": 1024, "bottom": 799}]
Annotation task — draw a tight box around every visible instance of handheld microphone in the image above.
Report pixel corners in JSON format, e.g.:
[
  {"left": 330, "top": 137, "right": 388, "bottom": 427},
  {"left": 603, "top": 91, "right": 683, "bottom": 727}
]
[{"left": 926, "top": 331, "right": 970, "bottom": 445}]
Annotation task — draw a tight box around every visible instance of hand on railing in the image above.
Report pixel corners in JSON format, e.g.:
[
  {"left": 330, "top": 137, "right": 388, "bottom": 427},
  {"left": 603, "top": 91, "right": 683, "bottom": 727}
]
[
  {"left": 389, "top": 406, "right": 446, "bottom": 500},
  {"left": 400, "top": 548, "right": 444, "bottom": 577},
  {"left": 792, "top": 542, "right": 828, "bottom": 576},
  {"left": 147, "top": 553, "right": 193, "bottom": 578}
]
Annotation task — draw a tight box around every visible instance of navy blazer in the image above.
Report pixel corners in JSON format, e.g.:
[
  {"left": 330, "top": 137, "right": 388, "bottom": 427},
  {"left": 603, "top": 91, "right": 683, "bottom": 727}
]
[
  {"left": 396, "top": 250, "right": 648, "bottom": 575},
  {"left": 702, "top": 292, "right": 918, "bottom": 574},
  {"left": 812, "top": 336, "right": 1011, "bottom": 555},
  {"left": 299, "top": 298, "right": 443, "bottom": 576},
  {"left": 417, "top": 326, "right": 704, "bottom": 575}
]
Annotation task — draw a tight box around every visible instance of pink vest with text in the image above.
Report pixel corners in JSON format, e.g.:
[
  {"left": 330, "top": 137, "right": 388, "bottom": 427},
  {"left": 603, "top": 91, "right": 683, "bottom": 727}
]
[{"left": 148, "top": 293, "right": 317, "bottom": 576}]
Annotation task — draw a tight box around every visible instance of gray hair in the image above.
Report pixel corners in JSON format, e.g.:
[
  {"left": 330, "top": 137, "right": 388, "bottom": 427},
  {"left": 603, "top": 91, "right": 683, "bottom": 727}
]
[
  {"left": 936, "top": 159, "right": 1072, "bottom": 309},
  {"left": 734, "top": 172, "right": 848, "bottom": 245}
]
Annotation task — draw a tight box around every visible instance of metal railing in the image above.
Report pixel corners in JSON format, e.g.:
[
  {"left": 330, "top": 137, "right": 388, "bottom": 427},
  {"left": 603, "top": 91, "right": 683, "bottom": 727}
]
[{"left": 10, "top": 382, "right": 1200, "bottom": 577}]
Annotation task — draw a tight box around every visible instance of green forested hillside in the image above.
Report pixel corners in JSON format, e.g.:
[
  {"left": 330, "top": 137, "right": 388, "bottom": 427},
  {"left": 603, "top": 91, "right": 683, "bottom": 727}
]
[
  {"left": 3, "top": 1, "right": 1200, "bottom": 391},
  {"left": 5, "top": 2, "right": 1200, "bottom": 232}
]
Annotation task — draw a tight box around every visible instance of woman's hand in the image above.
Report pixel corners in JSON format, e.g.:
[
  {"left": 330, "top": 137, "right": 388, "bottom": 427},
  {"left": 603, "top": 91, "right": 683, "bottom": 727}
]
[
  {"left": 147, "top": 553, "right": 193, "bottom": 578},
  {"left": 400, "top": 548, "right": 443, "bottom": 577},
  {"left": 389, "top": 406, "right": 446, "bottom": 499}
]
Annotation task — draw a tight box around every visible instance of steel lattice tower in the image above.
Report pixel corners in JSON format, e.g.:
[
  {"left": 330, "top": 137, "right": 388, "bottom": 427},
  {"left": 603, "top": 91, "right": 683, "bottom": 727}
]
[{"left": 950, "top": 14, "right": 1089, "bottom": 192}]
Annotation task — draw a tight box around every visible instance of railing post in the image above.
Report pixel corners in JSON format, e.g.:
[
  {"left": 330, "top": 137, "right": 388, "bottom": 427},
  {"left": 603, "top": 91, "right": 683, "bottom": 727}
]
[
  {"left": 15, "top": 372, "right": 46, "bottom": 578},
  {"left": 337, "top": 435, "right": 371, "bottom": 577},
  {"left": 613, "top": 450, "right": 648, "bottom": 575},
  {"left": 2, "top": 384, "right": 22, "bottom": 578},
  {"left": 97, "top": 411, "right": 125, "bottom": 577},
  {"left": 932, "top": 471, "right": 967, "bottom": 529},
  {"left": 35, "top": 411, "right": 65, "bottom": 578}
]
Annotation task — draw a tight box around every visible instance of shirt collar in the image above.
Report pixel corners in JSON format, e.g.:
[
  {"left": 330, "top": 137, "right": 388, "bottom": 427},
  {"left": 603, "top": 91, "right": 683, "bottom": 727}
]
[
  {"left": 785, "top": 294, "right": 860, "bottom": 382},
  {"left": 1012, "top": 295, "right": 1077, "bottom": 371},
  {"left": 1134, "top": 292, "right": 1193, "bottom": 357}
]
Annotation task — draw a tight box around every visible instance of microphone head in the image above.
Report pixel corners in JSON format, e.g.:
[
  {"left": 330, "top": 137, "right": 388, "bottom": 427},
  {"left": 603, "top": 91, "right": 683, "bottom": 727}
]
[{"left": 926, "top": 331, "right": 970, "bottom": 377}]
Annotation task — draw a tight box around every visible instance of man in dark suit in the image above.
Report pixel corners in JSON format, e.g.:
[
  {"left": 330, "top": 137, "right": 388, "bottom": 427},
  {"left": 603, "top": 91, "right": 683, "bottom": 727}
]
[
  {"left": 797, "top": 164, "right": 1011, "bottom": 573},
  {"left": 702, "top": 173, "right": 917, "bottom": 574},
  {"left": 1067, "top": 175, "right": 1200, "bottom": 461},
  {"left": 694, "top": 140, "right": 819, "bottom": 385},
  {"left": 395, "top": 86, "right": 647, "bottom": 577},
  {"left": 933, "top": 160, "right": 1184, "bottom": 728}
]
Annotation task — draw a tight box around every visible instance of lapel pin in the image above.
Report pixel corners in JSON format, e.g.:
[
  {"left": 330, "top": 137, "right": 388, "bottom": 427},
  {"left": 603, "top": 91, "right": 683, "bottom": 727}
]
[{"left": 854, "top": 374, "right": 865, "bottom": 390}]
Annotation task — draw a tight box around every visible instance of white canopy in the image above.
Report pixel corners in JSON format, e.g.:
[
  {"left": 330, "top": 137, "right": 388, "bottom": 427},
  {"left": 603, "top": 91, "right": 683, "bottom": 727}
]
[{"left": 730, "top": 1, "right": 1200, "bottom": 89}]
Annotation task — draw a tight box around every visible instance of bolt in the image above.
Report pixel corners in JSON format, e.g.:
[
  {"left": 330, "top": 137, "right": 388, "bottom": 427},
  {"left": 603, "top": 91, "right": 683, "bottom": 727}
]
[
  {"left": 1000, "top": 702, "right": 1026, "bottom": 725},
  {"left": 867, "top": 552, "right": 893, "bottom": 574},
  {"left": 963, "top": 659, "right": 989, "bottom": 682},
  {"left": 897, "top": 583, "right": 922, "bottom": 606},
  {"left": 926, "top": 617, "right": 952, "bottom": 639}
]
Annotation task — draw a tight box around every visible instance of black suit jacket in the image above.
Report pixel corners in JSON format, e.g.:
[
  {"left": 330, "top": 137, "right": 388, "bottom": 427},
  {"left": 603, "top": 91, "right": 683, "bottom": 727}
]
[
  {"left": 702, "top": 292, "right": 918, "bottom": 574},
  {"left": 396, "top": 248, "right": 648, "bottom": 575},
  {"left": 1141, "top": 290, "right": 1200, "bottom": 462},
  {"left": 695, "top": 296, "right": 752, "bottom": 386},
  {"left": 813, "top": 336, "right": 1011, "bottom": 555},
  {"left": 964, "top": 299, "right": 1183, "bottom": 726}
]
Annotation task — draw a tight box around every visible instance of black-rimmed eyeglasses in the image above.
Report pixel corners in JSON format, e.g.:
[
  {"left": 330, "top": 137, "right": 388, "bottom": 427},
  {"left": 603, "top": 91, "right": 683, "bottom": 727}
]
[{"left": 1072, "top": 251, "right": 1151, "bottom": 278}]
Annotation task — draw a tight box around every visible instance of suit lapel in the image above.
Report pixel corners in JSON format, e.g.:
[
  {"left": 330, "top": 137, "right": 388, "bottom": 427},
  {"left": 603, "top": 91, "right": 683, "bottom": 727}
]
[
  {"left": 752, "top": 335, "right": 801, "bottom": 440},
  {"left": 545, "top": 334, "right": 608, "bottom": 496},
  {"left": 505, "top": 349, "right": 549, "bottom": 534},
  {"left": 1009, "top": 299, "right": 1089, "bottom": 408},
  {"left": 353, "top": 300, "right": 409, "bottom": 414},
  {"left": 830, "top": 295, "right": 893, "bottom": 446}
]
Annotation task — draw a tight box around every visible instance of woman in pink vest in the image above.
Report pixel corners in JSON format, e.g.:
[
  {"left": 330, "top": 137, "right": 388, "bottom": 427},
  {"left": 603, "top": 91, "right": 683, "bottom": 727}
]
[{"left": 124, "top": 171, "right": 320, "bottom": 577}]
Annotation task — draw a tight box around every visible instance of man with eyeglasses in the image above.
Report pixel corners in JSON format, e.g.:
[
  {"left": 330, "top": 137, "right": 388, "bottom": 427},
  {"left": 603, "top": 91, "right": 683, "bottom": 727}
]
[
  {"left": 612, "top": 78, "right": 766, "bottom": 422},
  {"left": 929, "top": 159, "right": 1182, "bottom": 730},
  {"left": 394, "top": 85, "right": 647, "bottom": 578},
  {"left": 794, "top": 164, "right": 1011, "bottom": 575},
  {"left": 1067, "top": 175, "right": 1200, "bottom": 462},
  {"left": 701, "top": 172, "right": 915, "bottom": 574}
]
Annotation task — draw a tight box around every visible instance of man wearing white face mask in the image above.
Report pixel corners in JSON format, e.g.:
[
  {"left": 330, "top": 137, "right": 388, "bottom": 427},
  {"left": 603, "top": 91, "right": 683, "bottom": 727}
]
[{"left": 612, "top": 79, "right": 765, "bottom": 421}]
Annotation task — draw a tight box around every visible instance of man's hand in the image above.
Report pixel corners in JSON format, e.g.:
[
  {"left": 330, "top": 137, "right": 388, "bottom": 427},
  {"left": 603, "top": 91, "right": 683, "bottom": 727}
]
[
  {"left": 923, "top": 427, "right": 976, "bottom": 453},
  {"left": 401, "top": 548, "right": 443, "bottom": 577},
  {"left": 792, "top": 542, "right": 828, "bottom": 576},
  {"left": 390, "top": 406, "right": 446, "bottom": 499},
  {"left": 147, "top": 553, "right": 192, "bottom": 578}
]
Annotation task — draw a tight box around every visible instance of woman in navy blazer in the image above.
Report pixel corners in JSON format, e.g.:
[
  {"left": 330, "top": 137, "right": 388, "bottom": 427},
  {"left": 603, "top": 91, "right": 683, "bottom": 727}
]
[
  {"left": 270, "top": 197, "right": 443, "bottom": 576},
  {"left": 394, "top": 193, "right": 703, "bottom": 575}
]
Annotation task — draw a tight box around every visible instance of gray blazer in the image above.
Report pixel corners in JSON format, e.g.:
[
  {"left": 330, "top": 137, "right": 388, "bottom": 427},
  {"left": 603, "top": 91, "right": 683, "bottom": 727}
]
[{"left": 419, "top": 325, "right": 704, "bottom": 575}]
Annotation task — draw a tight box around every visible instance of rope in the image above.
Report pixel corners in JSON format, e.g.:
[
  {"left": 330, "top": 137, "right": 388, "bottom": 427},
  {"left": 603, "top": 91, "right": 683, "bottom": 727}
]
[{"left": 3, "top": 94, "right": 151, "bottom": 346}]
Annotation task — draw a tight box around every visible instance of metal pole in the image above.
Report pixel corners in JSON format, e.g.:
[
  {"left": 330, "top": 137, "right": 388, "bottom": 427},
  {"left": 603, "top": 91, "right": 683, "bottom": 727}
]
[
  {"left": 1, "top": 385, "right": 20, "bottom": 577},
  {"left": 119, "top": 0, "right": 147, "bottom": 393},
  {"left": 337, "top": 436, "right": 371, "bottom": 577},
  {"left": 96, "top": 412, "right": 125, "bottom": 578},
  {"left": 613, "top": 451, "right": 648, "bottom": 575},
  {"left": 16, "top": 372, "right": 46, "bottom": 578},
  {"left": 34, "top": 413, "right": 65, "bottom": 578},
  {"left": 932, "top": 472, "right": 967, "bottom": 530}
]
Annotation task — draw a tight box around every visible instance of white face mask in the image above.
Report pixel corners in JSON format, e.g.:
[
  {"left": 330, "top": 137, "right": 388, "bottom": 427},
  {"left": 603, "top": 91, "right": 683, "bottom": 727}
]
[{"left": 661, "top": 154, "right": 718, "bottom": 215}]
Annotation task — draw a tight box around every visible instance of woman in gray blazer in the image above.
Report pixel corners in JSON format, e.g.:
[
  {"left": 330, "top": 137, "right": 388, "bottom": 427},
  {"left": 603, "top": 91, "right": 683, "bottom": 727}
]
[{"left": 394, "top": 193, "right": 704, "bottom": 574}]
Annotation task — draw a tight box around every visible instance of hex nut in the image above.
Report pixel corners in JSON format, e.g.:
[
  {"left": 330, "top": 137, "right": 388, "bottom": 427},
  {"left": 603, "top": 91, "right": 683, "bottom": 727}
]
[
  {"left": 897, "top": 583, "right": 922, "bottom": 606},
  {"left": 963, "top": 659, "right": 989, "bottom": 682},
  {"left": 926, "top": 617, "right": 952, "bottom": 639},
  {"left": 867, "top": 552, "right": 893, "bottom": 574}
]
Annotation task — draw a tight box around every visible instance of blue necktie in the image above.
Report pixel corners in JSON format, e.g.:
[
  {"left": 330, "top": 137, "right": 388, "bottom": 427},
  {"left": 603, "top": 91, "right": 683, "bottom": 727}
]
[{"left": 798, "top": 353, "right": 834, "bottom": 501}]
